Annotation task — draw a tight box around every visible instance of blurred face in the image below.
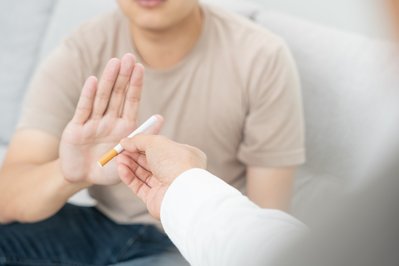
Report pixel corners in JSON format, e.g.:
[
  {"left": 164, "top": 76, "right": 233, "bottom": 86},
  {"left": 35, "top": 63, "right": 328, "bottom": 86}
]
[{"left": 117, "top": 0, "right": 199, "bottom": 31}]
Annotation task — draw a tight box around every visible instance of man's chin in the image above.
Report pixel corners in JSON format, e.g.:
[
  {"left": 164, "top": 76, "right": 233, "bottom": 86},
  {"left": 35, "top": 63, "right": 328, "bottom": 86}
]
[{"left": 132, "top": 17, "right": 175, "bottom": 32}]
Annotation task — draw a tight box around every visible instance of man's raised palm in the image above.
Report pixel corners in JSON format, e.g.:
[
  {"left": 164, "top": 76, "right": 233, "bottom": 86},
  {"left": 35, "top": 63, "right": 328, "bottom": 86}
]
[{"left": 59, "top": 54, "right": 162, "bottom": 186}]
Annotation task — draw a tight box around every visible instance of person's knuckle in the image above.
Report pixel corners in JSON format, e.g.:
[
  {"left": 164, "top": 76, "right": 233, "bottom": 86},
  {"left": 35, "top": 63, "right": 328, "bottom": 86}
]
[
  {"left": 155, "top": 135, "right": 169, "bottom": 145},
  {"left": 76, "top": 104, "right": 91, "bottom": 113},
  {"left": 113, "top": 86, "right": 125, "bottom": 95},
  {"left": 157, "top": 135, "right": 167, "bottom": 141},
  {"left": 125, "top": 94, "right": 141, "bottom": 104},
  {"left": 96, "top": 91, "right": 109, "bottom": 101}
]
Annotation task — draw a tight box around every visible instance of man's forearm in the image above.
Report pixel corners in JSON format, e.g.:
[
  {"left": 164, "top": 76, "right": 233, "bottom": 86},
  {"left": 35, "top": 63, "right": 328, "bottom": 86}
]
[
  {"left": 246, "top": 166, "right": 296, "bottom": 211},
  {"left": 0, "top": 159, "right": 88, "bottom": 223}
]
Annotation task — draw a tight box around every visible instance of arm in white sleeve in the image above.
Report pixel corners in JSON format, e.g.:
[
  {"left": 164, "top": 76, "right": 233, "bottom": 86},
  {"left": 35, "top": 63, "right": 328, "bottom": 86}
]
[{"left": 161, "top": 168, "right": 308, "bottom": 266}]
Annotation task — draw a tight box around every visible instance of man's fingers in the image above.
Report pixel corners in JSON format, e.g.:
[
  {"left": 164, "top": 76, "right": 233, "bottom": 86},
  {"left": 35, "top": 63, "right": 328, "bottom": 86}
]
[
  {"left": 117, "top": 162, "right": 135, "bottom": 186},
  {"left": 117, "top": 163, "right": 151, "bottom": 203},
  {"left": 118, "top": 153, "right": 160, "bottom": 190},
  {"left": 72, "top": 76, "right": 97, "bottom": 125},
  {"left": 116, "top": 153, "right": 140, "bottom": 176},
  {"left": 91, "top": 58, "right": 121, "bottom": 120},
  {"left": 120, "top": 150, "right": 151, "bottom": 172},
  {"left": 117, "top": 153, "right": 151, "bottom": 184},
  {"left": 122, "top": 63, "right": 144, "bottom": 121},
  {"left": 105, "top": 54, "right": 135, "bottom": 117}
]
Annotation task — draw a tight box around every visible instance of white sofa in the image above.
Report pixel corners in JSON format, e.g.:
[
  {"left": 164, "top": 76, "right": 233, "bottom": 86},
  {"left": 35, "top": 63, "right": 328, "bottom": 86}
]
[{"left": 1, "top": 0, "right": 399, "bottom": 255}]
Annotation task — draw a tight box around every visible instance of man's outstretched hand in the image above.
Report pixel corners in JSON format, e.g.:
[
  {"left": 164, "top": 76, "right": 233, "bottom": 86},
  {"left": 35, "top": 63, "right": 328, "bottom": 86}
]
[
  {"left": 60, "top": 54, "right": 163, "bottom": 187},
  {"left": 116, "top": 134, "right": 207, "bottom": 220}
]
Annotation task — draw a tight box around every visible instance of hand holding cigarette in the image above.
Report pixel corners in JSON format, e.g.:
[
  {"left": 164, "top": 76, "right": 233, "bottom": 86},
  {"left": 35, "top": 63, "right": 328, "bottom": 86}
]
[
  {"left": 59, "top": 54, "right": 163, "bottom": 187},
  {"left": 116, "top": 134, "right": 207, "bottom": 220},
  {"left": 97, "top": 115, "right": 159, "bottom": 167}
]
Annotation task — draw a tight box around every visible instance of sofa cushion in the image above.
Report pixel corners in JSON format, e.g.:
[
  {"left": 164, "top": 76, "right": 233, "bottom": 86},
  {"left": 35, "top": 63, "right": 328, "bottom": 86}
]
[{"left": 0, "top": 0, "right": 56, "bottom": 145}]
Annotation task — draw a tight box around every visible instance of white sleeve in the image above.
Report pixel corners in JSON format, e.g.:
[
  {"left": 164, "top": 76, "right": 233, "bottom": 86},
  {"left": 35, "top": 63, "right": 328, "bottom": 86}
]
[{"left": 160, "top": 168, "right": 308, "bottom": 266}]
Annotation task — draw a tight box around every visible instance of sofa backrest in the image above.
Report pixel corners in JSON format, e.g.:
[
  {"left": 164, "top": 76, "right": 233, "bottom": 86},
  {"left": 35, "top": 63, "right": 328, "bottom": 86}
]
[
  {"left": 256, "top": 11, "right": 399, "bottom": 222},
  {"left": 0, "top": 0, "right": 56, "bottom": 145},
  {"left": 37, "top": 0, "right": 118, "bottom": 61}
]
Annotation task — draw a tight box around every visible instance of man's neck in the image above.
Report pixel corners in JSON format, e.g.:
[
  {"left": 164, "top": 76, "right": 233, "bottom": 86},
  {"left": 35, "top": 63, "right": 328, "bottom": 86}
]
[{"left": 130, "top": 6, "right": 203, "bottom": 70}]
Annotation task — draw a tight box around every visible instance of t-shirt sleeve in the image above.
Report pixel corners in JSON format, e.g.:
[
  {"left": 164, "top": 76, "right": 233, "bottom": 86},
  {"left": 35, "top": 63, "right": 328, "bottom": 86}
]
[
  {"left": 16, "top": 37, "right": 88, "bottom": 139},
  {"left": 237, "top": 42, "right": 306, "bottom": 168}
]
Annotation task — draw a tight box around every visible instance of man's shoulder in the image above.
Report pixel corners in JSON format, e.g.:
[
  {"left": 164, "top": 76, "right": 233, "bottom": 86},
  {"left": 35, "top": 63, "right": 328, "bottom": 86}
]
[{"left": 204, "top": 4, "right": 285, "bottom": 56}]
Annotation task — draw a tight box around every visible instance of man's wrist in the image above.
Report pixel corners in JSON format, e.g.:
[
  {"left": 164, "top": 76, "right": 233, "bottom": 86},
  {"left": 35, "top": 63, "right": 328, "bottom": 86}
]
[{"left": 54, "top": 159, "right": 92, "bottom": 196}]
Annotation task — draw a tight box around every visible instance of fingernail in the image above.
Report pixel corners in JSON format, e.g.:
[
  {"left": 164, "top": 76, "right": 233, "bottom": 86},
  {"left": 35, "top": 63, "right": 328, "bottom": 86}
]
[{"left": 121, "top": 138, "right": 128, "bottom": 145}]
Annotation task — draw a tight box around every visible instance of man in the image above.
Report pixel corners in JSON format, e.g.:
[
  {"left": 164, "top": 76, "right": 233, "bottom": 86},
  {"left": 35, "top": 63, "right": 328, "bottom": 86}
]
[{"left": 0, "top": 0, "right": 304, "bottom": 264}]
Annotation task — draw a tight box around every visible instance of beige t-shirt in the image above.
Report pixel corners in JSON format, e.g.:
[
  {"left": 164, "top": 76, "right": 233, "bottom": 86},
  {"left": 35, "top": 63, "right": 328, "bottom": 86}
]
[{"left": 18, "top": 4, "right": 305, "bottom": 226}]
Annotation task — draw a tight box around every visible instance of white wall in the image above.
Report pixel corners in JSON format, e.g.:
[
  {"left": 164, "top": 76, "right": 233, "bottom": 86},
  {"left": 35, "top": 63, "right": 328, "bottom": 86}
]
[{"left": 251, "top": 0, "right": 396, "bottom": 40}]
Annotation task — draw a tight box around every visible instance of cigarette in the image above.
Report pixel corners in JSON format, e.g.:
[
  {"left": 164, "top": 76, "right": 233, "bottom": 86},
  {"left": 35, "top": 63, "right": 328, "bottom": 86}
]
[{"left": 97, "top": 115, "right": 158, "bottom": 167}]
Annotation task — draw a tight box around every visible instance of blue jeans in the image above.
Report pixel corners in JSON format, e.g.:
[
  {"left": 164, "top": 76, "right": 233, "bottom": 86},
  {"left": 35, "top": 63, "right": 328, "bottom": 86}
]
[{"left": 0, "top": 204, "right": 187, "bottom": 266}]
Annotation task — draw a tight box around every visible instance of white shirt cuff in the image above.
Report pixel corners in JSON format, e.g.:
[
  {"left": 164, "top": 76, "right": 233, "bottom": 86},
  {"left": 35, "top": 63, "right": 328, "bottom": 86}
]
[{"left": 160, "top": 168, "right": 242, "bottom": 259}]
